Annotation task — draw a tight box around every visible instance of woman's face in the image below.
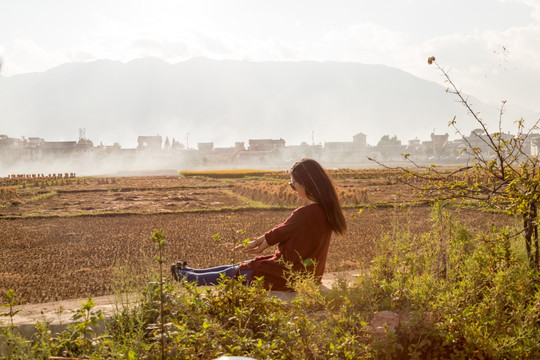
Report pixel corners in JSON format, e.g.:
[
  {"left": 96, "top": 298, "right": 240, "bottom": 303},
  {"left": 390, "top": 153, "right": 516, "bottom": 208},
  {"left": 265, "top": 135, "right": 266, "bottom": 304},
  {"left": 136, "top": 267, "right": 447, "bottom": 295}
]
[{"left": 290, "top": 176, "right": 308, "bottom": 200}]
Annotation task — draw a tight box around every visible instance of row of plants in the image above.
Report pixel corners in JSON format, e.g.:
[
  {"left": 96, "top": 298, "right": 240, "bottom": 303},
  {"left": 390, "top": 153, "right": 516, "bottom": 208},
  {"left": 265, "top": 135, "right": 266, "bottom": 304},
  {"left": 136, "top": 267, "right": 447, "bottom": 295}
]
[
  {"left": 233, "top": 180, "right": 369, "bottom": 207},
  {"left": 2, "top": 203, "right": 539, "bottom": 359},
  {"left": 327, "top": 168, "right": 401, "bottom": 180},
  {"left": 180, "top": 170, "right": 287, "bottom": 179},
  {"left": 0, "top": 174, "right": 77, "bottom": 188}
]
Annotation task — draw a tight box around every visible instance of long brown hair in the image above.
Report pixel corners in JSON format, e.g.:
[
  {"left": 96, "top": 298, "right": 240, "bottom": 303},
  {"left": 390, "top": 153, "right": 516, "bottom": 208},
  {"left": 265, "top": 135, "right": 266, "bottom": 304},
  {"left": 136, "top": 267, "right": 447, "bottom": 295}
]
[{"left": 290, "top": 158, "right": 347, "bottom": 235}]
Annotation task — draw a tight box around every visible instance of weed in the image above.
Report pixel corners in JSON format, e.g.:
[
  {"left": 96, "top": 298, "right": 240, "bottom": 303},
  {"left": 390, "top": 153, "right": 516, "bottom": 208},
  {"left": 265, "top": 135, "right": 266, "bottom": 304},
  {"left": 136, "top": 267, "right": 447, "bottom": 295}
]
[{"left": 150, "top": 229, "right": 167, "bottom": 360}]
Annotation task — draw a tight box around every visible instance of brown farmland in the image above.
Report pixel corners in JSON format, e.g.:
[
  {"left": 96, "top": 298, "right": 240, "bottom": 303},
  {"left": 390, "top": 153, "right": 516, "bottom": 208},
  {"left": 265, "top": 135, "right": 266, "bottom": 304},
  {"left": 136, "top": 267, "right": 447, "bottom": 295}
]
[{"left": 0, "top": 173, "right": 515, "bottom": 305}]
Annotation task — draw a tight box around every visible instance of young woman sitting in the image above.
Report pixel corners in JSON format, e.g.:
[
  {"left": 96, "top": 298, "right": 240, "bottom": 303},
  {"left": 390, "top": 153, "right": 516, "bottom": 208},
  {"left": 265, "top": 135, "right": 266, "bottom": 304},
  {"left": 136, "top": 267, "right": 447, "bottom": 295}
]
[{"left": 171, "top": 158, "right": 347, "bottom": 291}]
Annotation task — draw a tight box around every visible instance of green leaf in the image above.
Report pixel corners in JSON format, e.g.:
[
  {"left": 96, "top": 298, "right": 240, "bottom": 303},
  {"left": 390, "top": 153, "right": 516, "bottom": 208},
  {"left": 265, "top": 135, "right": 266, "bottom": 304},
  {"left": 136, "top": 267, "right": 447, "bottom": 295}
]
[{"left": 303, "top": 258, "right": 314, "bottom": 267}]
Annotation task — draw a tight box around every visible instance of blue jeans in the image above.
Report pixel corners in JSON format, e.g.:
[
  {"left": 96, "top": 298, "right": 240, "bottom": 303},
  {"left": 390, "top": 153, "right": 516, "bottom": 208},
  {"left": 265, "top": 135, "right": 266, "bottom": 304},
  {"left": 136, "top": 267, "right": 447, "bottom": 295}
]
[{"left": 177, "top": 264, "right": 253, "bottom": 286}]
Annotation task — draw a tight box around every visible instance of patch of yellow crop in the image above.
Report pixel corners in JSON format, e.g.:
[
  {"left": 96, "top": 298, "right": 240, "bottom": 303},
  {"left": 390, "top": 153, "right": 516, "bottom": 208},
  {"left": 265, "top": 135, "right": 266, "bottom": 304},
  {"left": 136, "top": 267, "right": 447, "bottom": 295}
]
[{"left": 180, "top": 169, "right": 286, "bottom": 179}]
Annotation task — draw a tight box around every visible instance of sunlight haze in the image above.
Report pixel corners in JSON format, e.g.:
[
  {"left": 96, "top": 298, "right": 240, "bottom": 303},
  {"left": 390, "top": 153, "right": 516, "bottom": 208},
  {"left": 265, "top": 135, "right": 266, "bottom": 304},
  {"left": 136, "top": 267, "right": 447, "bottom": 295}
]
[{"left": 1, "top": 0, "right": 539, "bottom": 148}]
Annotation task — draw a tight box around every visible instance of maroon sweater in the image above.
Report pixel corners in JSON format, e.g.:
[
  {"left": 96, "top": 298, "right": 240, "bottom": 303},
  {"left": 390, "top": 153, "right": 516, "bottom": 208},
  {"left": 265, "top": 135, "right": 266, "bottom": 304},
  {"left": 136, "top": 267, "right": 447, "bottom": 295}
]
[{"left": 239, "top": 203, "right": 333, "bottom": 291}]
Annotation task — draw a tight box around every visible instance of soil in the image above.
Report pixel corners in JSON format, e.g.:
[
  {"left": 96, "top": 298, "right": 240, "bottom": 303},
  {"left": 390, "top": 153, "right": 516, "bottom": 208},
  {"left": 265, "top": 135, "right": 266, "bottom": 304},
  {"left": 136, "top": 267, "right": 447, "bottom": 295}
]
[{"left": 0, "top": 175, "right": 514, "bottom": 305}]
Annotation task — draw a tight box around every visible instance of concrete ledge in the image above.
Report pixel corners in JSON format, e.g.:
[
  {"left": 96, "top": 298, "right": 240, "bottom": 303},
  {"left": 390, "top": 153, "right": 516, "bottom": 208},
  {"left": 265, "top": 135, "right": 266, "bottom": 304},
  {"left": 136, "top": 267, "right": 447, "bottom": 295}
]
[
  {"left": 0, "top": 294, "right": 134, "bottom": 355},
  {"left": 1, "top": 295, "right": 127, "bottom": 328}
]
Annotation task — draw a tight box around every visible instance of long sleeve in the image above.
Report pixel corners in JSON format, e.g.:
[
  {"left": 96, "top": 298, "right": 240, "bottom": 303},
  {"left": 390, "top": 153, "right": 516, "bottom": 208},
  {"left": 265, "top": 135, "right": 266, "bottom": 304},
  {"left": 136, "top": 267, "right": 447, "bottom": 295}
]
[{"left": 264, "top": 207, "right": 306, "bottom": 246}]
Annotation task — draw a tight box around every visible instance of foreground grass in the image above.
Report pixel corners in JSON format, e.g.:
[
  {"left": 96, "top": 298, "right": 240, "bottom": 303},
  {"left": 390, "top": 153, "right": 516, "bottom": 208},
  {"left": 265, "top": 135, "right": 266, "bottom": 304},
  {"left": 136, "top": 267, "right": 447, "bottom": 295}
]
[{"left": 2, "top": 203, "right": 540, "bottom": 359}]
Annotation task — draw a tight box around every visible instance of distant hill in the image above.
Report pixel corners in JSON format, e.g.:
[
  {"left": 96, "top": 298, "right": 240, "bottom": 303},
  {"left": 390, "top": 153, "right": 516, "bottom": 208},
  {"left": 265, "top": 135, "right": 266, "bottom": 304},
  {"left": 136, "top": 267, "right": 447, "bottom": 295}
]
[{"left": 0, "top": 57, "right": 536, "bottom": 148}]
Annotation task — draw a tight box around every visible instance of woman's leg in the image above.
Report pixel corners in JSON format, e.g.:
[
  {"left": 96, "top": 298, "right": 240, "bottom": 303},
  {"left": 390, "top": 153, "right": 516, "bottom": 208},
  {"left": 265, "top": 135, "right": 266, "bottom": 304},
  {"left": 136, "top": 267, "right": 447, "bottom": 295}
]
[
  {"left": 176, "top": 259, "right": 253, "bottom": 272},
  {"left": 171, "top": 260, "right": 253, "bottom": 285},
  {"left": 178, "top": 264, "right": 238, "bottom": 285},
  {"left": 182, "top": 264, "right": 237, "bottom": 274}
]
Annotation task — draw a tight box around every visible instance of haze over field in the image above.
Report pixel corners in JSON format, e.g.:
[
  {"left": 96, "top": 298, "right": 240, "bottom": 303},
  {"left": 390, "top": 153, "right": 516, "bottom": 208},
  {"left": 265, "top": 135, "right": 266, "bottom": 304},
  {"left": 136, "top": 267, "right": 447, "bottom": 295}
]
[
  {"left": 1, "top": 0, "right": 539, "bottom": 148},
  {"left": 3, "top": 57, "right": 537, "bottom": 149}
]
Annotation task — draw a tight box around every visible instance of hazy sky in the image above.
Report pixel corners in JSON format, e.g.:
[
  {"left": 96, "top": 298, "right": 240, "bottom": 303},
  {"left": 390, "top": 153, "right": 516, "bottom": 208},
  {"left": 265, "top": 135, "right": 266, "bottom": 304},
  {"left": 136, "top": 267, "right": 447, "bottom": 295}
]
[{"left": 1, "top": 0, "right": 539, "bottom": 115}]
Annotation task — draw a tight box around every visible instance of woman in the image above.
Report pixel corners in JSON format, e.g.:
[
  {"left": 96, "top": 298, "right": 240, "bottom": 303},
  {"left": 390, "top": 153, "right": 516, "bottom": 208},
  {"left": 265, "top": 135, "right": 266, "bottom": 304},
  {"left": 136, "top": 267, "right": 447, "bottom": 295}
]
[{"left": 171, "top": 158, "right": 347, "bottom": 291}]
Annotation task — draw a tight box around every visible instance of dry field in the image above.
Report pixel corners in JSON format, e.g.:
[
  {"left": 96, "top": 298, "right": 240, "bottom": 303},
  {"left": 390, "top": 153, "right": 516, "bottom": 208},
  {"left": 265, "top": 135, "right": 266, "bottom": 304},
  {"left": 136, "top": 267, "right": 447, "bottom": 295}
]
[{"left": 0, "top": 172, "right": 514, "bottom": 305}]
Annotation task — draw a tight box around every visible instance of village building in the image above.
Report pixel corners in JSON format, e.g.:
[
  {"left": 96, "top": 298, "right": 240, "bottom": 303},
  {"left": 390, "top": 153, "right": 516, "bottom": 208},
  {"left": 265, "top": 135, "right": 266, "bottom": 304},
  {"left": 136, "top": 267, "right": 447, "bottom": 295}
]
[
  {"left": 404, "top": 138, "right": 424, "bottom": 159},
  {"left": 370, "top": 135, "right": 406, "bottom": 161},
  {"left": 529, "top": 134, "right": 540, "bottom": 157},
  {"left": 228, "top": 138, "right": 286, "bottom": 164},
  {"left": 282, "top": 142, "right": 323, "bottom": 163},
  {"left": 248, "top": 138, "right": 286, "bottom": 151},
  {"left": 0, "top": 135, "right": 28, "bottom": 164},
  {"left": 3, "top": 129, "right": 540, "bottom": 173},
  {"left": 321, "top": 133, "right": 367, "bottom": 164},
  {"left": 430, "top": 133, "right": 449, "bottom": 155},
  {"left": 196, "top": 142, "right": 238, "bottom": 164},
  {"left": 137, "top": 136, "right": 162, "bottom": 151},
  {"left": 39, "top": 141, "right": 77, "bottom": 155},
  {"left": 197, "top": 142, "right": 214, "bottom": 153}
]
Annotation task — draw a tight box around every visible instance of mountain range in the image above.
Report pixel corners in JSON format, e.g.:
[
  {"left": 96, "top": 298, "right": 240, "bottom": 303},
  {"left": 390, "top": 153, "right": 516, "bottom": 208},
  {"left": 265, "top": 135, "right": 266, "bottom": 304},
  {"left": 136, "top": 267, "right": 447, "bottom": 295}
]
[{"left": 0, "top": 57, "right": 537, "bottom": 148}]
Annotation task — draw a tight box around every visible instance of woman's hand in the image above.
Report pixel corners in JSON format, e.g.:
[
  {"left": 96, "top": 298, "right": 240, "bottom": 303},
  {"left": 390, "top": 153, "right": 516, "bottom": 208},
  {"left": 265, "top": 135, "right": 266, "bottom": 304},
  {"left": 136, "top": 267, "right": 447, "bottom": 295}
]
[{"left": 234, "top": 235, "right": 270, "bottom": 254}]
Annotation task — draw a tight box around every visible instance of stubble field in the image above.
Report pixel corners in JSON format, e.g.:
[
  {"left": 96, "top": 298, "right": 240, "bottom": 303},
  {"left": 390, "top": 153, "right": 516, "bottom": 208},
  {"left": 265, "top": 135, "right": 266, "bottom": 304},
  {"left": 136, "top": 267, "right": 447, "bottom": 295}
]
[{"left": 0, "top": 171, "right": 514, "bottom": 305}]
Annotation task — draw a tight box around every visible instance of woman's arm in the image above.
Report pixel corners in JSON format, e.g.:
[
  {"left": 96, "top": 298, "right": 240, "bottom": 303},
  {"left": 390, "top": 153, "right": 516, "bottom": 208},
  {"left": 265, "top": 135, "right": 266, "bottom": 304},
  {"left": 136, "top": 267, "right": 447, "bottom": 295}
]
[
  {"left": 233, "top": 207, "right": 306, "bottom": 253},
  {"left": 234, "top": 235, "right": 270, "bottom": 254}
]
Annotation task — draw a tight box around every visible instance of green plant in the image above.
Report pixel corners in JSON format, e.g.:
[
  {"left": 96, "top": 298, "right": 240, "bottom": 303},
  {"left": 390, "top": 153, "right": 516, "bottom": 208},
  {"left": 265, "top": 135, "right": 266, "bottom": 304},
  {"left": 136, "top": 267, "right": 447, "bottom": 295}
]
[
  {"left": 0, "top": 289, "right": 29, "bottom": 359},
  {"left": 150, "top": 229, "right": 167, "bottom": 360},
  {"left": 0, "top": 290, "right": 19, "bottom": 330},
  {"left": 49, "top": 298, "right": 104, "bottom": 357},
  {"left": 357, "top": 204, "right": 540, "bottom": 359},
  {"left": 29, "top": 321, "right": 53, "bottom": 359}
]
